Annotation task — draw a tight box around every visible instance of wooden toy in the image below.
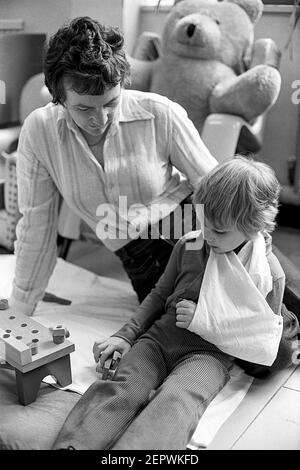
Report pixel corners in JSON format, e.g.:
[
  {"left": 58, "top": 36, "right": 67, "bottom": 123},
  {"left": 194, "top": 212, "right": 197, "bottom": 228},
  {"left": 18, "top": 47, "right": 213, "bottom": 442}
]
[
  {"left": 49, "top": 325, "right": 70, "bottom": 344},
  {"left": 96, "top": 351, "right": 122, "bottom": 380},
  {"left": 0, "top": 300, "right": 75, "bottom": 405},
  {"left": 0, "top": 299, "right": 9, "bottom": 310},
  {"left": 43, "top": 292, "right": 72, "bottom": 305}
]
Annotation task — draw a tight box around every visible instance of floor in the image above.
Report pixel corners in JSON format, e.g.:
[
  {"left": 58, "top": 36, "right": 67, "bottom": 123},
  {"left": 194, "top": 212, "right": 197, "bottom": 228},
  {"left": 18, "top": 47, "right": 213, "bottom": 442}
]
[
  {"left": 64, "top": 221, "right": 300, "bottom": 450},
  {"left": 209, "top": 363, "right": 300, "bottom": 450},
  {"left": 209, "top": 223, "right": 300, "bottom": 450}
]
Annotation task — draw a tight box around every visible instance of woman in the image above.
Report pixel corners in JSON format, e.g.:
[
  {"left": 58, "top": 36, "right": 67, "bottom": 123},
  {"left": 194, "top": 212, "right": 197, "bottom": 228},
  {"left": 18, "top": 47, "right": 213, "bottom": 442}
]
[{"left": 10, "top": 16, "right": 216, "bottom": 315}]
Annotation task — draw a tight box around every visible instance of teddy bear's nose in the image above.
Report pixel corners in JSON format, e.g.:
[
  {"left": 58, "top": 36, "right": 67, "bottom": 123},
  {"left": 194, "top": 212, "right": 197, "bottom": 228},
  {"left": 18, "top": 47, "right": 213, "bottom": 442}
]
[{"left": 186, "top": 23, "right": 196, "bottom": 38}]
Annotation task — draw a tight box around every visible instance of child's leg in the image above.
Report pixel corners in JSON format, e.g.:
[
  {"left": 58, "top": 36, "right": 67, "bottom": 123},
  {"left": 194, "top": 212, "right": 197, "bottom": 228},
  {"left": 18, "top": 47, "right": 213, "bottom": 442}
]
[
  {"left": 112, "top": 354, "right": 232, "bottom": 450},
  {"left": 52, "top": 338, "right": 167, "bottom": 450}
]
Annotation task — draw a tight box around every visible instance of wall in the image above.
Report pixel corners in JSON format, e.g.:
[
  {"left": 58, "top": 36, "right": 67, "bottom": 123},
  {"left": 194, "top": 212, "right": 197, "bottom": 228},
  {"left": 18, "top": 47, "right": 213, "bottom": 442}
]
[
  {"left": 0, "top": 1, "right": 299, "bottom": 190},
  {"left": 0, "top": 0, "right": 124, "bottom": 38},
  {"left": 0, "top": 0, "right": 144, "bottom": 54},
  {"left": 138, "top": 5, "right": 300, "bottom": 191},
  {"left": 0, "top": 0, "right": 71, "bottom": 37},
  {"left": 0, "top": 0, "right": 141, "bottom": 55},
  {"left": 70, "top": 0, "right": 123, "bottom": 30},
  {"left": 255, "top": 6, "right": 300, "bottom": 190},
  {"left": 123, "top": 0, "right": 144, "bottom": 55}
]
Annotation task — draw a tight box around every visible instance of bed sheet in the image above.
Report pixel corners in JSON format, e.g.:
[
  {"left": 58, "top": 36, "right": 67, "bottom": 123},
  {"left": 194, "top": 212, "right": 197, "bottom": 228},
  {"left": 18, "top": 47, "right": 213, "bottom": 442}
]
[
  {"left": 0, "top": 255, "right": 137, "bottom": 449},
  {"left": 0, "top": 255, "right": 253, "bottom": 450},
  {"left": 0, "top": 370, "right": 80, "bottom": 449}
]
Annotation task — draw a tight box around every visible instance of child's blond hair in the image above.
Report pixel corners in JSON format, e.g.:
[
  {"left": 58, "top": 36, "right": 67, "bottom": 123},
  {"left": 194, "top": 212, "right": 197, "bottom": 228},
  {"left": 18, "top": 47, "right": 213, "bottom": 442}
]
[{"left": 193, "top": 155, "right": 280, "bottom": 235}]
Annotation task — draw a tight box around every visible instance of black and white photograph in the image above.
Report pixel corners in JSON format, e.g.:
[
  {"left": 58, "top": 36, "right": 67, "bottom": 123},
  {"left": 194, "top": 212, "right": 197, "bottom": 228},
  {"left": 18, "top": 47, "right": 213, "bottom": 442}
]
[{"left": 0, "top": 0, "right": 299, "bottom": 454}]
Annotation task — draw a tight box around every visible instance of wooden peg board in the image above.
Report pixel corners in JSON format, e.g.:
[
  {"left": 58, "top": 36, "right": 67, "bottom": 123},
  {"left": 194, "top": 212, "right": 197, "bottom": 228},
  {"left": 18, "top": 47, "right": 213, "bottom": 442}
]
[{"left": 0, "top": 307, "right": 75, "bottom": 373}]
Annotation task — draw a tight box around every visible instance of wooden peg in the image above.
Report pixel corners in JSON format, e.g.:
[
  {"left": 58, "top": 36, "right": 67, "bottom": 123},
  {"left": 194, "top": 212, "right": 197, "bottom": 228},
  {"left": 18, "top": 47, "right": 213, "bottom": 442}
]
[
  {"left": 97, "top": 351, "right": 122, "bottom": 380},
  {"left": 0, "top": 299, "right": 9, "bottom": 310},
  {"left": 49, "top": 325, "right": 70, "bottom": 344}
]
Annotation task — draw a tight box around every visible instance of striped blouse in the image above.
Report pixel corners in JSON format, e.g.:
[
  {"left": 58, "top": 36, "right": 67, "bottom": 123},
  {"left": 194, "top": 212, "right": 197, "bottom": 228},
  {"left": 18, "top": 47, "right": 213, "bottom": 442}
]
[{"left": 11, "top": 89, "right": 217, "bottom": 315}]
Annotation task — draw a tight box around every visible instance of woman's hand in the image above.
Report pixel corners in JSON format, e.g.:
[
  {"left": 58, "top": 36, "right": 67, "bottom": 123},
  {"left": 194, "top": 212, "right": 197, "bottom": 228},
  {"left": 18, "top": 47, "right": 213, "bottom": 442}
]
[
  {"left": 93, "top": 336, "right": 131, "bottom": 368},
  {"left": 175, "top": 299, "right": 197, "bottom": 329}
]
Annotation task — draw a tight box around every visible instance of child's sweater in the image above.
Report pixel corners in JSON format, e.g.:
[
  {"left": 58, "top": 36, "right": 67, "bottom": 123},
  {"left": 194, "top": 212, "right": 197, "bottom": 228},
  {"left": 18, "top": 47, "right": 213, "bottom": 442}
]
[{"left": 114, "top": 231, "right": 288, "bottom": 370}]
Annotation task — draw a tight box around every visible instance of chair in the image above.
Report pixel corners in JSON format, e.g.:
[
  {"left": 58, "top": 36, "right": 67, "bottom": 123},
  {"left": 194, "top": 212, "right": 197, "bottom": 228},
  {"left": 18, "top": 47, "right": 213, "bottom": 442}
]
[{"left": 201, "top": 37, "right": 281, "bottom": 160}]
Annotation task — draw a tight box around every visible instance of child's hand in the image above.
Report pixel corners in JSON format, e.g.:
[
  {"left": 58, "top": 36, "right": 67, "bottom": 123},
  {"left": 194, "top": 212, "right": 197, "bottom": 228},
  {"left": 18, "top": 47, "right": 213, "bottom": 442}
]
[
  {"left": 175, "top": 299, "right": 197, "bottom": 329},
  {"left": 93, "top": 336, "right": 131, "bottom": 369}
]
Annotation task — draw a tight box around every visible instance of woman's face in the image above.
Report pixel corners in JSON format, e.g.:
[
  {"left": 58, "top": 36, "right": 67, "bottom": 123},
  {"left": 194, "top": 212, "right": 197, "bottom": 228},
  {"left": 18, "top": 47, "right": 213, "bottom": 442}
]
[{"left": 64, "top": 82, "right": 121, "bottom": 137}]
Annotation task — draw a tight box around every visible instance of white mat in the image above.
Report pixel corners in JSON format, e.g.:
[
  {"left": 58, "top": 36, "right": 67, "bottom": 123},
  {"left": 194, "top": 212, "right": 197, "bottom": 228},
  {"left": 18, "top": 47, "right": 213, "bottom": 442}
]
[{"left": 0, "top": 255, "right": 253, "bottom": 449}]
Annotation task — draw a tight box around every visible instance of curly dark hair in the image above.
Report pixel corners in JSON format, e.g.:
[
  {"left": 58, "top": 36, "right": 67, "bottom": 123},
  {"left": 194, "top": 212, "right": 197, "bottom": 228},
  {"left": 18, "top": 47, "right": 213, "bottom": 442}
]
[{"left": 44, "top": 17, "right": 131, "bottom": 104}]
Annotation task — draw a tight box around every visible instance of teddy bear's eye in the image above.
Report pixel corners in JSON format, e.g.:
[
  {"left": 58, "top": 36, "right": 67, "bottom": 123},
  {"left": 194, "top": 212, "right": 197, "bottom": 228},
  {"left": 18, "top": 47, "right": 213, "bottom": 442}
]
[{"left": 215, "top": 19, "right": 220, "bottom": 25}]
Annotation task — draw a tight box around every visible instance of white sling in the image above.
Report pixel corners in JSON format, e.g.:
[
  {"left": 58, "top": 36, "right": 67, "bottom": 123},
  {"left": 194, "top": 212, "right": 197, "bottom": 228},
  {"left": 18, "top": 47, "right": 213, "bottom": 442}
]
[{"left": 188, "top": 232, "right": 283, "bottom": 366}]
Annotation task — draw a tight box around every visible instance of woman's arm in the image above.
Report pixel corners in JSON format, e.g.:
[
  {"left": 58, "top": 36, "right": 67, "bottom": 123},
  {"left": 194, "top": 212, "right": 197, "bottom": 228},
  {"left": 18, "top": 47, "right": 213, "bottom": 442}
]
[
  {"left": 10, "top": 124, "right": 60, "bottom": 316},
  {"left": 168, "top": 103, "right": 217, "bottom": 190}
]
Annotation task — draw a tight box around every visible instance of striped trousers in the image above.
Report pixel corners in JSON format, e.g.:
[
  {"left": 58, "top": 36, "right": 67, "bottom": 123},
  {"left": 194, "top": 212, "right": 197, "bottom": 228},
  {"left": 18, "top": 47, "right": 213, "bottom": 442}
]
[{"left": 53, "top": 337, "right": 232, "bottom": 450}]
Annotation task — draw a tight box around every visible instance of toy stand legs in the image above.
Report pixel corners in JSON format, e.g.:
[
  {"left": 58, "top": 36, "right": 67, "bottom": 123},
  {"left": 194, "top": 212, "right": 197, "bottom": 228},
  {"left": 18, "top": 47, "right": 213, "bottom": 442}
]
[{"left": 14, "top": 354, "right": 72, "bottom": 406}]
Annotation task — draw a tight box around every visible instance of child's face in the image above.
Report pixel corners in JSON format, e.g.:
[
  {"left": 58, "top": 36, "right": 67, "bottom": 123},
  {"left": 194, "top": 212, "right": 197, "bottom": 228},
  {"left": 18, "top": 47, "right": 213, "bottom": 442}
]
[{"left": 203, "top": 218, "right": 249, "bottom": 254}]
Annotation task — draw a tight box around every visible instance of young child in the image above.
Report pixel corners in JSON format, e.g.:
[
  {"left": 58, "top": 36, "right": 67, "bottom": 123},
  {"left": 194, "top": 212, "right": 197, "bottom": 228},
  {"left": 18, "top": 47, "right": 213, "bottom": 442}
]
[{"left": 53, "top": 156, "right": 292, "bottom": 450}]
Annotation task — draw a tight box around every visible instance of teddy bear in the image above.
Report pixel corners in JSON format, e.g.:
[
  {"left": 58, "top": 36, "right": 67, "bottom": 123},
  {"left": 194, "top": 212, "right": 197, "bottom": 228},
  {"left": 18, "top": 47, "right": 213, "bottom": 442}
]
[{"left": 127, "top": 0, "right": 281, "bottom": 135}]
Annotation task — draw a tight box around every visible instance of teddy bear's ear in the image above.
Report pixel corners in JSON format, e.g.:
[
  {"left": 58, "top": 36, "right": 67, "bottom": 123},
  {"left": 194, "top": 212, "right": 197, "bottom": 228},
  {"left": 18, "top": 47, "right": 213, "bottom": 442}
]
[{"left": 224, "top": 0, "right": 264, "bottom": 25}]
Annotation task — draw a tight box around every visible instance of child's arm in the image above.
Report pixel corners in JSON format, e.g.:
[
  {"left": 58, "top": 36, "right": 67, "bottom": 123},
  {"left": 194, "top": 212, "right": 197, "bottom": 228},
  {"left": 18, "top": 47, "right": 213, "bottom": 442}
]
[
  {"left": 238, "top": 252, "right": 299, "bottom": 377},
  {"left": 93, "top": 336, "right": 132, "bottom": 368},
  {"left": 92, "top": 237, "right": 185, "bottom": 366},
  {"left": 113, "top": 239, "right": 184, "bottom": 343},
  {"left": 235, "top": 301, "right": 300, "bottom": 377}
]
